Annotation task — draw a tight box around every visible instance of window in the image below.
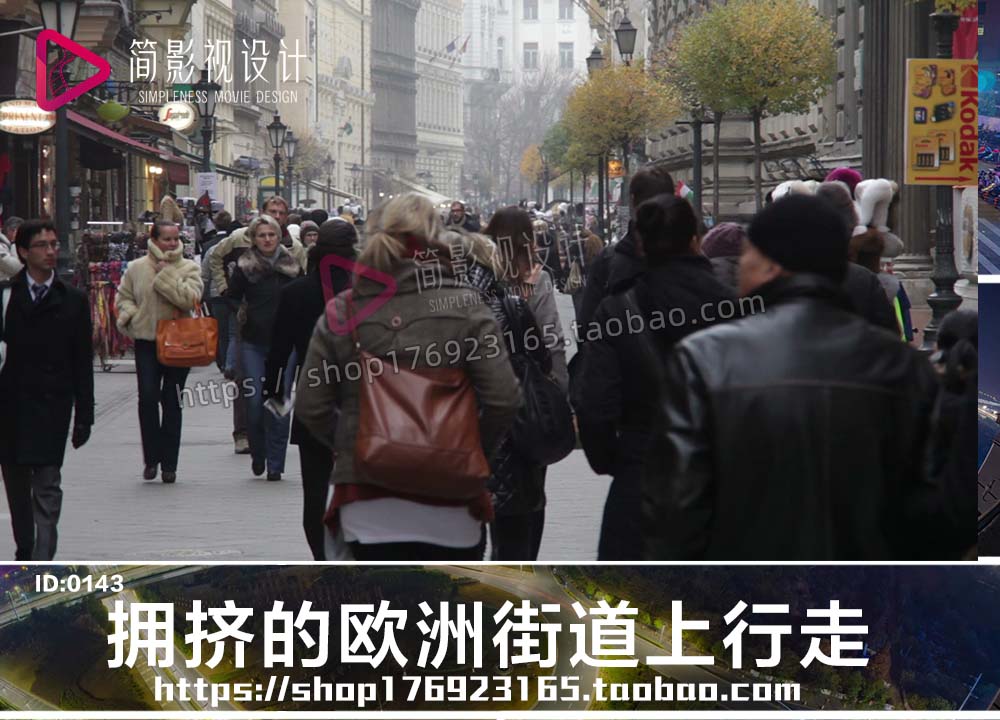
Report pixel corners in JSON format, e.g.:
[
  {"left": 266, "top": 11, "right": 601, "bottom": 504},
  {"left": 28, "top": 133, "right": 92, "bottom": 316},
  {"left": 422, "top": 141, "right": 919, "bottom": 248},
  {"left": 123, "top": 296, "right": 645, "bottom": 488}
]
[
  {"left": 523, "top": 42, "right": 538, "bottom": 70},
  {"left": 497, "top": 36, "right": 504, "bottom": 68},
  {"left": 559, "top": 0, "right": 573, "bottom": 20},
  {"left": 559, "top": 42, "right": 573, "bottom": 69},
  {"left": 523, "top": 0, "right": 537, "bottom": 20}
]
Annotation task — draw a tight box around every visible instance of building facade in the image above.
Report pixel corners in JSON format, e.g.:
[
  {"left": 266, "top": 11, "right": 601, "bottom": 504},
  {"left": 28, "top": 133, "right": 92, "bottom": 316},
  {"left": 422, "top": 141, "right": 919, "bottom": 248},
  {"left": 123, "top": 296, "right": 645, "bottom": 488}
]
[
  {"left": 414, "top": 0, "right": 465, "bottom": 200},
  {"left": 372, "top": 0, "right": 421, "bottom": 203},
  {"left": 461, "top": 0, "right": 512, "bottom": 207},
  {"left": 495, "top": 0, "right": 592, "bottom": 82}
]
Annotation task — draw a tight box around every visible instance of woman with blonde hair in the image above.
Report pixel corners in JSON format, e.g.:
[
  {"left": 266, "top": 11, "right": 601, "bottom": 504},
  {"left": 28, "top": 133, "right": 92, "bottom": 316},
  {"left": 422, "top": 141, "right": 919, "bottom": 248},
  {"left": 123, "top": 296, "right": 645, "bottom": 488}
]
[
  {"left": 226, "top": 214, "right": 303, "bottom": 481},
  {"left": 295, "top": 193, "right": 521, "bottom": 560}
]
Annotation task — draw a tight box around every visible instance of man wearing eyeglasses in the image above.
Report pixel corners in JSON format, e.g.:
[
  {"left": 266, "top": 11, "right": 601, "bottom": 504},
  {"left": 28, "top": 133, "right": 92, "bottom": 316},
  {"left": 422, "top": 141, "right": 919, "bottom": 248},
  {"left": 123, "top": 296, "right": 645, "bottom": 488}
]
[{"left": 0, "top": 219, "right": 94, "bottom": 560}]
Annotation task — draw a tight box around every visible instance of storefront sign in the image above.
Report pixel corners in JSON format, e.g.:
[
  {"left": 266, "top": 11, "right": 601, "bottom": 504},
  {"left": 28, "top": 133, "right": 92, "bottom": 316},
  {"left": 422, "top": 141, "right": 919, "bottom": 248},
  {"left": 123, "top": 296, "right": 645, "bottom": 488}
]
[
  {"left": 0, "top": 99, "right": 55, "bottom": 135},
  {"left": 157, "top": 101, "right": 197, "bottom": 132},
  {"left": 904, "top": 58, "right": 977, "bottom": 186}
]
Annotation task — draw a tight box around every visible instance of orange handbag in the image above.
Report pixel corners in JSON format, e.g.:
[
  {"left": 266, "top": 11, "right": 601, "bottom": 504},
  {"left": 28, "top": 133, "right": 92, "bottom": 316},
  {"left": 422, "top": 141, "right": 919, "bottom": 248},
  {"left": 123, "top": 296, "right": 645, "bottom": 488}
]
[{"left": 156, "top": 304, "right": 218, "bottom": 367}]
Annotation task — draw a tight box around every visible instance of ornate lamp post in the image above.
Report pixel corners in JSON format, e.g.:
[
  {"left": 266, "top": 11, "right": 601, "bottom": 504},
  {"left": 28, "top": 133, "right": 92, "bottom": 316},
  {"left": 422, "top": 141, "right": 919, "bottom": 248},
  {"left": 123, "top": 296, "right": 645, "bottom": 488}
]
[
  {"left": 284, "top": 130, "right": 298, "bottom": 206},
  {"left": 920, "top": 10, "right": 962, "bottom": 352},
  {"left": 325, "top": 153, "right": 335, "bottom": 211},
  {"left": 192, "top": 65, "right": 221, "bottom": 173},
  {"left": 614, "top": 14, "right": 637, "bottom": 66},
  {"left": 37, "top": 0, "right": 83, "bottom": 278},
  {"left": 350, "top": 163, "right": 361, "bottom": 197},
  {"left": 267, "top": 113, "right": 287, "bottom": 198},
  {"left": 585, "top": 45, "right": 605, "bottom": 75}
]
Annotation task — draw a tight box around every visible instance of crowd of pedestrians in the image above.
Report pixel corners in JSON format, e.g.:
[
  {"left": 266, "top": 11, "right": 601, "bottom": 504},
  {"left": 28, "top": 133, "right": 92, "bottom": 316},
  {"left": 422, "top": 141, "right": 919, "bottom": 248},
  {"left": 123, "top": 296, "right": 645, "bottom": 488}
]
[{"left": 0, "top": 163, "right": 976, "bottom": 560}]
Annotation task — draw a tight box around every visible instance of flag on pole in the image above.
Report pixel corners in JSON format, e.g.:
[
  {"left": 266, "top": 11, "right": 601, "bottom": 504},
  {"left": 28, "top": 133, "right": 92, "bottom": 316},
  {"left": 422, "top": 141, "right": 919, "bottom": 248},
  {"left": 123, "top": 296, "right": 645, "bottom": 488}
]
[
  {"left": 449, "top": 34, "right": 472, "bottom": 69},
  {"left": 445, "top": 36, "right": 458, "bottom": 53},
  {"left": 676, "top": 179, "right": 695, "bottom": 205}
]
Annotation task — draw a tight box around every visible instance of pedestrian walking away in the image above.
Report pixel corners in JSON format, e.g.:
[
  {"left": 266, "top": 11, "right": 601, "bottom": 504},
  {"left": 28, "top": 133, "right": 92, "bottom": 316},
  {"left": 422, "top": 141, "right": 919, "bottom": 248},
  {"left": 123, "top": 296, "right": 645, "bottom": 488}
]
[
  {"left": 115, "top": 220, "right": 204, "bottom": 483},
  {"left": 295, "top": 193, "right": 521, "bottom": 561},
  {"left": 227, "top": 214, "right": 303, "bottom": 482},
  {"left": 265, "top": 218, "right": 358, "bottom": 559},
  {"left": 642, "top": 194, "right": 941, "bottom": 560},
  {"left": 574, "top": 194, "right": 735, "bottom": 560},
  {"left": 576, "top": 164, "right": 675, "bottom": 334},
  {"left": 483, "top": 207, "right": 571, "bottom": 559},
  {"left": 0, "top": 219, "right": 94, "bottom": 560}
]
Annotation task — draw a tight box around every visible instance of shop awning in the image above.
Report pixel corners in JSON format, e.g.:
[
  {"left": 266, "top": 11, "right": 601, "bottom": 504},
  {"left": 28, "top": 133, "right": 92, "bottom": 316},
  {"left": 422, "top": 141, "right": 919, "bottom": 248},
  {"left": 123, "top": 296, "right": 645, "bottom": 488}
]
[
  {"left": 68, "top": 110, "right": 189, "bottom": 168},
  {"left": 386, "top": 173, "right": 451, "bottom": 205},
  {"left": 166, "top": 145, "right": 251, "bottom": 180}
]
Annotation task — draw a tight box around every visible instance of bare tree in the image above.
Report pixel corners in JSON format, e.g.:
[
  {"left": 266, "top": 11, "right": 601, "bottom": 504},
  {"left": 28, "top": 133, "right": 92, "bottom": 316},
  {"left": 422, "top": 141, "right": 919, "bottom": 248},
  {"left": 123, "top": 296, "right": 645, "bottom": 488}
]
[{"left": 466, "top": 60, "right": 579, "bottom": 206}]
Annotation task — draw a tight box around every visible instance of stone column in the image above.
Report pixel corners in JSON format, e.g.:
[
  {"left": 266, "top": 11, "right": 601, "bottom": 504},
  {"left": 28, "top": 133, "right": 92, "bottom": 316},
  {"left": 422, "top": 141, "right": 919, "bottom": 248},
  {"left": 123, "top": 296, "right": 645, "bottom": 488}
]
[{"left": 864, "top": 0, "right": 934, "bottom": 299}]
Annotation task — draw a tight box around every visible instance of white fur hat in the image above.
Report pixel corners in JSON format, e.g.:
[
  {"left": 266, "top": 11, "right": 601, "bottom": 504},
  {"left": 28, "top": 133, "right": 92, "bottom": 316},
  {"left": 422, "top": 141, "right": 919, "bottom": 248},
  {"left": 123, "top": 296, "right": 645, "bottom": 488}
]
[
  {"left": 772, "top": 180, "right": 814, "bottom": 201},
  {"left": 853, "top": 178, "right": 897, "bottom": 237}
]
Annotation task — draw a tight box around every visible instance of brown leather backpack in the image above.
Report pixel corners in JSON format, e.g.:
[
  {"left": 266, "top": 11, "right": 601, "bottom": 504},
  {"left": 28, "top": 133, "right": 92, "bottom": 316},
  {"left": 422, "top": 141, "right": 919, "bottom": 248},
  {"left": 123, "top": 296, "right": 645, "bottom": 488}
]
[{"left": 345, "top": 293, "right": 490, "bottom": 499}]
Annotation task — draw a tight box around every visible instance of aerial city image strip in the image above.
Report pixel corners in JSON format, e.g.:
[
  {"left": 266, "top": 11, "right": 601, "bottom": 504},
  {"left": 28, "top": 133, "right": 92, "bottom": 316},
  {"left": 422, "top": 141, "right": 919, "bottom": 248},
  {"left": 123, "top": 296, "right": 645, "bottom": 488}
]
[{"left": 0, "top": 564, "right": 999, "bottom": 715}]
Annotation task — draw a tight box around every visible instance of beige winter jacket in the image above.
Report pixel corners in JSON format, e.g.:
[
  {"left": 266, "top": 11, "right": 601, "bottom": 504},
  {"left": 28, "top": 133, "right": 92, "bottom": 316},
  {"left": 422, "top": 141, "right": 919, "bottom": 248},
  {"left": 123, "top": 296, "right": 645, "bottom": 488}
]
[
  {"left": 115, "top": 242, "right": 204, "bottom": 341},
  {"left": 209, "top": 227, "right": 306, "bottom": 294}
]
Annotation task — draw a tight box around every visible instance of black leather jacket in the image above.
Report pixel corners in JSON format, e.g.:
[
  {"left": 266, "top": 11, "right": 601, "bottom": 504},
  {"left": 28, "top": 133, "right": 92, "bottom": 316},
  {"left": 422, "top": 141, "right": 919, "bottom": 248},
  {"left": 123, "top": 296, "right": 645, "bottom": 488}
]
[{"left": 641, "top": 274, "right": 940, "bottom": 560}]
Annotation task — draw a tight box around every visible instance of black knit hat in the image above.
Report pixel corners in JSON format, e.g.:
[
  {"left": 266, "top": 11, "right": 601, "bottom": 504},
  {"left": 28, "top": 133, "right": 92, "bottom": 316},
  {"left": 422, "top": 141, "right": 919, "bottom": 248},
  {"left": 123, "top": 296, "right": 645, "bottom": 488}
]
[{"left": 748, "top": 194, "right": 849, "bottom": 282}]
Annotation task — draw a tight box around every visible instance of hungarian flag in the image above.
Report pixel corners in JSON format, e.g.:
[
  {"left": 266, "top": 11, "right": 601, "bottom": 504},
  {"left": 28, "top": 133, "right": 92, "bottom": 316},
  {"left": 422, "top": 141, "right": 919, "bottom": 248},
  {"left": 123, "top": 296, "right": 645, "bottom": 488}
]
[{"left": 676, "top": 179, "right": 695, "bottom": 205}]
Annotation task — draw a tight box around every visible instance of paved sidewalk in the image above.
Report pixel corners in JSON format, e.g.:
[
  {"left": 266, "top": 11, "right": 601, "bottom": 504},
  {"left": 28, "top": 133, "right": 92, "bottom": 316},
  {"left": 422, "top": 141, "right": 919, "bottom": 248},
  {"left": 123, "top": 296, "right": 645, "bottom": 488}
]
[{"left": 0, "top": 292, "right": 610, "bottom": 561}]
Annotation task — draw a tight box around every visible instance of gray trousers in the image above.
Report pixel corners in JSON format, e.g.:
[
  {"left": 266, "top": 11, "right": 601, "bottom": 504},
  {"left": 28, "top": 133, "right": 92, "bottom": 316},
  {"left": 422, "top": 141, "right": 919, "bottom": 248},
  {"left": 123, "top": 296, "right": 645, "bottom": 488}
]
[{"left": 2, "top": 464, "right": 62, "bottom": 560}]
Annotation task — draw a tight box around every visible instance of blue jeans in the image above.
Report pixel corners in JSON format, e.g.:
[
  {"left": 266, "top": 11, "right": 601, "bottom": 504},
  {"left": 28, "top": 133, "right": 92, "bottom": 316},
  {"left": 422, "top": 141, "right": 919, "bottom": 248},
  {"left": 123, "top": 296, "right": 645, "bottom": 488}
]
[{"left": 241, "top": 342, "right": 293, "bottom": 474}]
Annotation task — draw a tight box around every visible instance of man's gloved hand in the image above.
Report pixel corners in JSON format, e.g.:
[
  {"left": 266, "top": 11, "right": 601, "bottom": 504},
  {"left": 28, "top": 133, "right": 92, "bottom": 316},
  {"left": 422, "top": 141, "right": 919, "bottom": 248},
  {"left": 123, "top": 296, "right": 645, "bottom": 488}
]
[{"left": 71, "top": 424, "right": 91, "bottom": 449}]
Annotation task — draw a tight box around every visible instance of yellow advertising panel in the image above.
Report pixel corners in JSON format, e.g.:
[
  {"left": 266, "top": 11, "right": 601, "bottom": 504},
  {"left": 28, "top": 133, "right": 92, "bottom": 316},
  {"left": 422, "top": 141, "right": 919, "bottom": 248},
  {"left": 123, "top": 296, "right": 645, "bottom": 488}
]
[
  {"left": 608, "top": 159, "right": 623, "bottom": 178},
  {"left": 904, "top": 58, "right": 977, "bottom": 186}
]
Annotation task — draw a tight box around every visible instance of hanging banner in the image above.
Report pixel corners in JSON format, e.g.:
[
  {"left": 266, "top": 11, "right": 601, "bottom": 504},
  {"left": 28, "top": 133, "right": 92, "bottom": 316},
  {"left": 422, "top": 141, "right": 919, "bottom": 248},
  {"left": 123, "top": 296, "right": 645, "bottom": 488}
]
[
  {"left": 904, "top": 58, "right": 977, "bottom": 185},
  {"left": 195, "top": 172, "right": 219, "bottom": 200}
]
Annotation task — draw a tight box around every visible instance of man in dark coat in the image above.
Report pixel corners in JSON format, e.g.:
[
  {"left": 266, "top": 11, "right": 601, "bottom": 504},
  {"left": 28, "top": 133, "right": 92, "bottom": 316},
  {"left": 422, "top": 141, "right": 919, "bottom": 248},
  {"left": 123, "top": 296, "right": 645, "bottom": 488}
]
[
  {"left": 642, "top": 195, "right": 939, "bottom": 560},
  {"left": 447, "top": 201, "right": 481, "bottom": 233},
  {"left": 0, "top": 220, "right": 94, "bottom": 560},
  {"left": 576, "top": 164, "right": 675, "bottom": 334},
  {"left": 264, "top": 219, "right": 356, "bottom": 559},
  {"left": 574, "top": 194, "right": 735, "bottom": 560}
]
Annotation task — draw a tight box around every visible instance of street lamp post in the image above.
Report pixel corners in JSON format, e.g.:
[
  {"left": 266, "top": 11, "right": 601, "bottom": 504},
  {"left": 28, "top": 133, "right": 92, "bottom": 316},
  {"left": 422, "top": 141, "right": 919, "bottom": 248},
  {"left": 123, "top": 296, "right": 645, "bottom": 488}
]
[
  {"left": 326, "top": 154, "right": 335, "bottom": 211},
  {"left": 613, "top": 14, "right": 638, "bottom": 230},
  {"left": 284, "top": 131, "right": 298, "bottom": 207},
  {"left": 192, "top": 65, "right": 221, "bottom": 173},
  {"left": 586, "top": 45, "right": 605, "bottom": 76},
  {"left": 350, "top": 163, "right": 361, "bottom": 198},
  {"left": 920, "top": 10, "right": 962, "bottom": 352},
  {"left": 37, "top": 0, "right": 83, "bottom": 279},
  {"left": 586, "top": 48, "right": 606, "bottom": 238},
  {"left": 614, "top": 14, "right": 637, "bottom": 66},
  {"left": 675, "top": 115, "right": 715, "bottom": 221},
  {"left": 267, "top": 113, "right": 288, "bottom": 199}
]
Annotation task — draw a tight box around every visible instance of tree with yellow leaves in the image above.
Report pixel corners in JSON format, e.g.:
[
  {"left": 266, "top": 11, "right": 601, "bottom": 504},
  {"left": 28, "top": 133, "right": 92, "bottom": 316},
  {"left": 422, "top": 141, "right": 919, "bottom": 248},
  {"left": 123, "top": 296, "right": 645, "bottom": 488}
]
[
  {"left": 520, "top": 144, "right": 545, "bottom": 202},
  {"left": 563, "top": 60, "right": 680, "bottom": 206},
  {"left": 669, "top": 0, "right": 835, "bottom": 210}
]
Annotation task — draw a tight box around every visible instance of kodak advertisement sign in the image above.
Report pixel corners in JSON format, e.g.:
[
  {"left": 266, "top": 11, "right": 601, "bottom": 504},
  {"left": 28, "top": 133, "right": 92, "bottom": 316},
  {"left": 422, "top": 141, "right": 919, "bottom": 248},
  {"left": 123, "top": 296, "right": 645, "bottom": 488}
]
[{"left": 904, "top": 58, "right": 977, "bottom": 185}]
